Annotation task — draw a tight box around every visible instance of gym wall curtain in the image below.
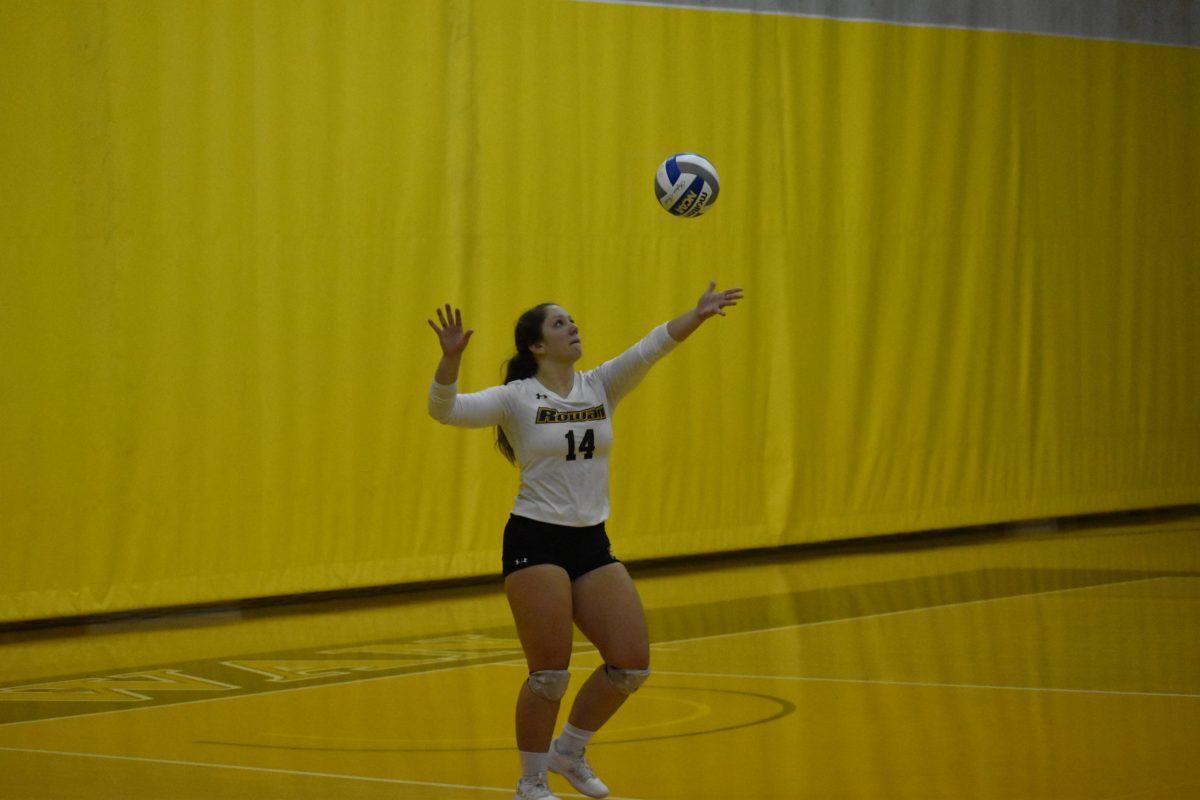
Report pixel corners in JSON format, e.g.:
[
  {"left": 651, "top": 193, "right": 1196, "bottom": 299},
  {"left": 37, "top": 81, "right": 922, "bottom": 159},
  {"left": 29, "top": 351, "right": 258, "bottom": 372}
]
[{"left": 2, "top": 0, "right": 1197, "bottom": 623}]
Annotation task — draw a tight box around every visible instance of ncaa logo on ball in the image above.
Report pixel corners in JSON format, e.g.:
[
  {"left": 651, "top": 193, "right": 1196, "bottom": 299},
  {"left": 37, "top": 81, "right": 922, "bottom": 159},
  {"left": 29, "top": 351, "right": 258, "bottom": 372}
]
[{"left": 654, "top": 152, "right": 720, "bottom": 218}]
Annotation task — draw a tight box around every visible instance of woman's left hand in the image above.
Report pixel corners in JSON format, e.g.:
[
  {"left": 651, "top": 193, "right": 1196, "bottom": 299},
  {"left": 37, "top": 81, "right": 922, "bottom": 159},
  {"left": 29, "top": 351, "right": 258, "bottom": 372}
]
[{"left": 696, "top": 281, "right": 744, "bottom": 319}]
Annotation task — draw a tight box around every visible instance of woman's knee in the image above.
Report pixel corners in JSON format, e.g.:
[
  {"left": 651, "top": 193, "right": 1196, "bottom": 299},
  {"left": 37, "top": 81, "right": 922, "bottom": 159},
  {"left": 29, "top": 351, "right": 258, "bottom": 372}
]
[
  {"left": 526, "top": 668, "right": 572, "bottom": 701},
  {"left": 603, "top": 663, "right": 651, "bottom": 695}
]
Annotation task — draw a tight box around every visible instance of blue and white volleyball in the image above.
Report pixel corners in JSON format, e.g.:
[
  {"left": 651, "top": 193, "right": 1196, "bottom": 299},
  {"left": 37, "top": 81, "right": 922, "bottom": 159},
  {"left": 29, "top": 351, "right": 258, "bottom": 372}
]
[{"left": 654, "top": 153, "right": 720, "bottom": 217}]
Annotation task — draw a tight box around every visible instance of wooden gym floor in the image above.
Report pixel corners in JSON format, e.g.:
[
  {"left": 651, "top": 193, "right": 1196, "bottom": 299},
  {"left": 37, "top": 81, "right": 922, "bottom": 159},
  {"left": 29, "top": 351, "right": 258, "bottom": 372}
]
[{"left": 2, "top": 509, "right": 1198, "bottom": 799}]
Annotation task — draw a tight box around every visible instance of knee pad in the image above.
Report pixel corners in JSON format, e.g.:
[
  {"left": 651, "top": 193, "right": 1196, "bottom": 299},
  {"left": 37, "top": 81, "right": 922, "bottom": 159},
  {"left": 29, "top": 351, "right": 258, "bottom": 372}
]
[
  {"left": 527, "top": 669, "right": 570, "bottom": 701},
  {"left": 604, "top": 664, "right": 650, "bottom": 695}
]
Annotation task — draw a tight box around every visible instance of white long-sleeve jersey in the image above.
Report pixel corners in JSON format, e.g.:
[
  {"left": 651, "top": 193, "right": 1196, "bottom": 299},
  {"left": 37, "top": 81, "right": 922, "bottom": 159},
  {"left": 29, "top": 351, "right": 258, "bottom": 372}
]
[{"left": 428, "top": 323, "right": 679, "bottom": 527}]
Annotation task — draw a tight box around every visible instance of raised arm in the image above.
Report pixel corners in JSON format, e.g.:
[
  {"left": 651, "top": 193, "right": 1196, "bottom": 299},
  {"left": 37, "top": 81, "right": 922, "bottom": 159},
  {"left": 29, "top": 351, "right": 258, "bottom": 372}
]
[
  {"left": 428, "top": 303, "right": 474, "bottom": 385},
  {"left": 666, "top": 280, "right": 744, "bottom": 342},
  {"left": 596, "top": 282, "right": 744, "bottom": 407},
  {"left": 427, "top": 304, "right": 508, "bottom": 427}
]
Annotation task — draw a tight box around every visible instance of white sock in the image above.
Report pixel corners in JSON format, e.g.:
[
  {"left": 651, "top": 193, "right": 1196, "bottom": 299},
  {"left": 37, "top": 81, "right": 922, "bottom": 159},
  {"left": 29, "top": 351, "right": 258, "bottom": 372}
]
[
  {"left": 519, "top": 750, "right": 549, "bottom": 779},
  {"left": 554, "top": 722, "right": 596, "bottom": 756}
]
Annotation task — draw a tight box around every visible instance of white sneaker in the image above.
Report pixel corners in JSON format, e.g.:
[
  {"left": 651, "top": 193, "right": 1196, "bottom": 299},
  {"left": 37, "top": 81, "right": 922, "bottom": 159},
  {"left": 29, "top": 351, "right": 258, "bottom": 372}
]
[
  {"left": 514, "top": 771, "right": 562, "bottom": 800},
  {"left": 549, "top": 743, "right": 610, "bottom": 798}
]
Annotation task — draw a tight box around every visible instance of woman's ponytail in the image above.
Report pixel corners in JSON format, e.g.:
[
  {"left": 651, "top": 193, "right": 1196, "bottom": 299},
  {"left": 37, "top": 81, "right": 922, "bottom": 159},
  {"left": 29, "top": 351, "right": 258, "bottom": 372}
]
[{"left": 496, "top": 303, "right": 554, "bottom": 465}]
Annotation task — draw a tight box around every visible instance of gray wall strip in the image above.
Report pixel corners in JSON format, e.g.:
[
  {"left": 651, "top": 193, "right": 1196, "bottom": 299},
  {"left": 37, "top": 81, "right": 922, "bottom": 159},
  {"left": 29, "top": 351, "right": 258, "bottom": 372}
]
[{"left": 571, "top": 0, "right": 1200, "bottom": 49}]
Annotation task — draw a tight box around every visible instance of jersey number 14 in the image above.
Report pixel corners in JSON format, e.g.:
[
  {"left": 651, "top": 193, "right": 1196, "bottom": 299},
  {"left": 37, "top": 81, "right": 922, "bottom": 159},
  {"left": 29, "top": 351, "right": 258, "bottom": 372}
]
[{"left": 565, "top": 429, "right": 595, "bottom": 461}]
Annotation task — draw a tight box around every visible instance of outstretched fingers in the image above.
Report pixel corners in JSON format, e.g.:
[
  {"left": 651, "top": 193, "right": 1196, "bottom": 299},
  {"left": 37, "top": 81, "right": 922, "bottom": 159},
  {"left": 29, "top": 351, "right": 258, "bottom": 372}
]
[
  {"left": 706, "top": 282, "right": 744, "bottom": 298},
  {"left": 430, "top": 304, "right": 473, "bottom": 356},
  {"left": 433, "top": 304, "right": 468, "bottom": 331},
  {"left": 703, "top": 284, "right": 744, "bottom": 317},
  {"left": 720, "top": 287, "right": 744, "bottom": 311}
]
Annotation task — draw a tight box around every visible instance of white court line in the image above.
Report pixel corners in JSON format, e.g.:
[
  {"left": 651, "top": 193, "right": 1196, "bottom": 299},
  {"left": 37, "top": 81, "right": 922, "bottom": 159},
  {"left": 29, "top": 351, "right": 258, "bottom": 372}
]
[
  {"left": 486, "top": 576, "right": 1189, "bottom": 698},
  {"left": 646, "top": 669, "right": 1200, "bottom": 700},
  {"left": 648, "top": 575, "right": 1169, "bottom": 650},
  {"left": 0, "top": 746, "right": 650, "bottom": 800},
  {"left": 486, "top": 662, "right": 1200, "bottom": 700},
  {"left": 636, "top": 576, "right": 1191, "bottom": 701}
]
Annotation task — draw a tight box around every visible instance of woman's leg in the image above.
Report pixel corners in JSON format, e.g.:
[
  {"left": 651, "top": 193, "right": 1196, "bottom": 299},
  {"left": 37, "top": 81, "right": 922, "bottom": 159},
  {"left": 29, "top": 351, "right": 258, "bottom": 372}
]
[
  {"left": 505, "top": 564, "right": 575, "bottom": 752},
  {"left": 545, "top": 562, "right": 647, "bottom": 797},
  {"left": 566, "top": 562, "right": 650, "bottom": 733}
]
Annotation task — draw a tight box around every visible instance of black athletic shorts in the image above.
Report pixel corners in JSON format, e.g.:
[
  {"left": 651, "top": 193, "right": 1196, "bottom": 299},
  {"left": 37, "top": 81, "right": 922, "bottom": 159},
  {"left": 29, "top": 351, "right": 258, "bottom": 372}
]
[{"left": 502, "top": 514, "right": 620, "bottom": 580}]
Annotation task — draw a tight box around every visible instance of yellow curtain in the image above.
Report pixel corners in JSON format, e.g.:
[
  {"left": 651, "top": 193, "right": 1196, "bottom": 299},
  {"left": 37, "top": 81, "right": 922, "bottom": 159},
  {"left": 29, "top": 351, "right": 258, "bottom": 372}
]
[{"left": 2, "top": 0, "right": 1197, "bottom": 623}]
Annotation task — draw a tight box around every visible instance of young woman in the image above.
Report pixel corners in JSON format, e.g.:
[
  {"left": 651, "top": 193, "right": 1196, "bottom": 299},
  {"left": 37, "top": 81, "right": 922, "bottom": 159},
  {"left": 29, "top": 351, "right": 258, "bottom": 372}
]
[{"left": 427, "top": 282, "right": 743, "bottom": 800}]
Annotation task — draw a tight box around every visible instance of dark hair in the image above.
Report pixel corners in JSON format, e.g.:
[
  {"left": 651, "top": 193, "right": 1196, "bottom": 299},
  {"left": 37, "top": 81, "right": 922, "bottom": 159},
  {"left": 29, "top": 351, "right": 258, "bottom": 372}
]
[{"left": 497, "top": 303, "right": 555, "bottom": 465}]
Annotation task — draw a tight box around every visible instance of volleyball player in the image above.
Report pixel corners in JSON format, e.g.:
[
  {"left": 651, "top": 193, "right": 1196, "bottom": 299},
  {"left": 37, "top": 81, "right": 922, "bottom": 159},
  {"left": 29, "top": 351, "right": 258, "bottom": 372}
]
[{"left": 428, "top": 282, "right": 743, "bottom": 800}]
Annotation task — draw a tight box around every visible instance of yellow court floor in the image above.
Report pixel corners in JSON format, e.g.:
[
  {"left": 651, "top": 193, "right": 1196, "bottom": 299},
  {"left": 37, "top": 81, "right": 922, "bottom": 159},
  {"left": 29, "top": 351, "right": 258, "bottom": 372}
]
[{"left": 2, "top": 510, "right": 1199, "bottom": 799}]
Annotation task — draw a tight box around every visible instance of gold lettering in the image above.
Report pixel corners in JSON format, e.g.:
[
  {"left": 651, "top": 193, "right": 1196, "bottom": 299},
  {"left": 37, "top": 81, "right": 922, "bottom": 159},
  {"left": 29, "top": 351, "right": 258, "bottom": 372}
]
[{"left": 535, "top": 405, "right": 607, "bottom": 424}]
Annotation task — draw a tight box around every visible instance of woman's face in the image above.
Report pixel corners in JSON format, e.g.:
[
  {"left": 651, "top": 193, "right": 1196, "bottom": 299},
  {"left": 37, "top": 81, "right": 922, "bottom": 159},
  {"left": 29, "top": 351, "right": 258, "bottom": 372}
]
[{"left": 533, "top": 305, "right": 581, "bottom": 363}]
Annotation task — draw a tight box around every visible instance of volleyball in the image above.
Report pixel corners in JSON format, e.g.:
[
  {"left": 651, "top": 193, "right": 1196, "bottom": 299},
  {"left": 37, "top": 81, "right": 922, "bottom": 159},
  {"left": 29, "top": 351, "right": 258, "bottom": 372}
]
[{"left": 654, "top": 153, "right": 720, "bottom": 217}]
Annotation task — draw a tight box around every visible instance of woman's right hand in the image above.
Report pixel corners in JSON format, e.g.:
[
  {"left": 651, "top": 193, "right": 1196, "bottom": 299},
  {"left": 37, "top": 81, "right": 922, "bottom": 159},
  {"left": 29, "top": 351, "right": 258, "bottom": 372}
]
[{"left": 428, "top": 304, "right": 474, "bottom": 358}]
